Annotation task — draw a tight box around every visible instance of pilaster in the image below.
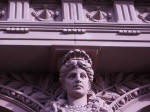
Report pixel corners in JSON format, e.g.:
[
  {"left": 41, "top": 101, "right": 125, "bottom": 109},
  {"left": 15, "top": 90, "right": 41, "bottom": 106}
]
[
  {"left": 114, "top": 0, "right": 138, "bottom": 23},
  {"left": 61, "top": 0, "right": 84, "bottom": 22},
  {"left": 8, "top": 0, "right": 30, "bottom": 21}
]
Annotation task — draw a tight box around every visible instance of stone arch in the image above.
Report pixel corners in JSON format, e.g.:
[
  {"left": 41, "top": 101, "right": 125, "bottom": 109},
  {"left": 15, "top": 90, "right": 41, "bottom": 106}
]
[
  {"left": 0, "top": 85, "right": 45, "bottom": 112},
  {"left": 137, "top": 105, "right": 150, "bottom": 112},
  {"left": 0, "top": 98, "right": 27, "bottom": 112},
  {"left": 110, "top": 84, "right": 150, "bottom": 112},
  {"left": 117, "top": 93, "right": 150, "bottom": 112},
  {"left": 0, "top": 106, "right": 13, "bottom": 112}
]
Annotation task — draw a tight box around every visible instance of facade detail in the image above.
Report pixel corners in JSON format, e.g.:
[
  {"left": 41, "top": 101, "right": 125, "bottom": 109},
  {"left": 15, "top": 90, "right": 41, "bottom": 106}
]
[
  {"left": 31, "top": 5, "right": 61, "bottom": 21},
  {"left": 86, "top": 7, "right": 112, "bottom": 22},
  {"left": 0, "top": 0, "right": 149, "bottom": 112}
]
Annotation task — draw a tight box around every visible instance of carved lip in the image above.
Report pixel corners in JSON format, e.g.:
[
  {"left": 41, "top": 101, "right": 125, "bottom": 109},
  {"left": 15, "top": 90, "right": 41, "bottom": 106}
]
[{"left": 73, "top": 84, "right": 83, "bottom": 89}]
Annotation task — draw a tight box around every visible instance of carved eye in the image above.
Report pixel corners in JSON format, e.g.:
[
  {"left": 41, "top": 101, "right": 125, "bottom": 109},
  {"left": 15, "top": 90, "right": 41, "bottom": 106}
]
[
  {"left": 67, "top": 73, "right": 76, "bottom": 79},
  {"left": 80, "top": 72, "right": 87, "bottom": 79}
]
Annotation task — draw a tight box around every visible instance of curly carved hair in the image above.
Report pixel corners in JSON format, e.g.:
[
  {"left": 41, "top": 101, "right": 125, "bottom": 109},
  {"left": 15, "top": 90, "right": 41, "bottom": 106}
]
[{"left": 59, "top": 49, "right": 94, "bottom": 84}]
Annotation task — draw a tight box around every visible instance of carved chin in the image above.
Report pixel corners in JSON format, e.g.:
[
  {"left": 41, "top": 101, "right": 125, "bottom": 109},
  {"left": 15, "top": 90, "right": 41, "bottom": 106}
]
[{"left": 70, "top": 89, "right": 87, "bottom": 98}]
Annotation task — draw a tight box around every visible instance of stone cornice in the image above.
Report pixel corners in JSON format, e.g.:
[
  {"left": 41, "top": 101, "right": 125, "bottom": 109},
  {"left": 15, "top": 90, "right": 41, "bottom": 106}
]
[{"left": 0, "top": 22, "right": 149, "bottom": 34}]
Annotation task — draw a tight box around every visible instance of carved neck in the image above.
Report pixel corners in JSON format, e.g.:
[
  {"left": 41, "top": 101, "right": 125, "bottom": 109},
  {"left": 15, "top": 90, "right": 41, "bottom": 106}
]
[{"left": 67, "top": 95, "right": 87, "bottom": 106}]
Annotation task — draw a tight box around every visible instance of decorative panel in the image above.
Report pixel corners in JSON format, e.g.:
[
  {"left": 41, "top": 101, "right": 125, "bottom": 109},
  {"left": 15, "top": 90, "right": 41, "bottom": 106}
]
[
  {"left": 83, "top": 0, "right": 113, "bottom": 23},
  {"left": 30, "top": 2, "right": 62, "bottom": 22},
  {"left": 84, "top": 5, "right": 113, "bottom": 22}
]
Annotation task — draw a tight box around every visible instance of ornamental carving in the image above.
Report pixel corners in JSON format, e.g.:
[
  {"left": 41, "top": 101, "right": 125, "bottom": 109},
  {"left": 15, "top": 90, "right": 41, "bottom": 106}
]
[
  {"left": 85, "top": 7, "right": 112, "bottom": 22},
  {"left": 40, "top": 49, "right": 113, "bottom": 112},
  {"left": 31, "top": 5, "right": 61, "bottom": 21},
  {"left": 0, "top": 50, "right": 149, "bottom": 112},
  {"left": 138, "top": 8, "right": 150, "bottom": 23},
  {"left": 0, "top": 71, "right": 149, "bottom": 111}
]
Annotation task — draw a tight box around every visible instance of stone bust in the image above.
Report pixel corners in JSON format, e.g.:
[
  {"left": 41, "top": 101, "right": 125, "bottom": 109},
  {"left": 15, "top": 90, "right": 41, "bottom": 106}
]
[{"left": 41, "top": 49, "right": 113, "bottom": 112}]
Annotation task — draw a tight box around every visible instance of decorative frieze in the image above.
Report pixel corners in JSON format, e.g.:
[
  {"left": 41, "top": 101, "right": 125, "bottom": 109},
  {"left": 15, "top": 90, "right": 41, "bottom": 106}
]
[{"left": 0, "top": 0, "right": 146, "bottom": 25}]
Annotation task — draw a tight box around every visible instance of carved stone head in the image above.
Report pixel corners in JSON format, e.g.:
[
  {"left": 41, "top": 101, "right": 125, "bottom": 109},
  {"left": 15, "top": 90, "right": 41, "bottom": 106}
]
[
  {"left": 59, "top": 49, "right": 94, "bottom": 104},
  {"left": 59, "top": 49, "right": 94, "bottom": 84}
]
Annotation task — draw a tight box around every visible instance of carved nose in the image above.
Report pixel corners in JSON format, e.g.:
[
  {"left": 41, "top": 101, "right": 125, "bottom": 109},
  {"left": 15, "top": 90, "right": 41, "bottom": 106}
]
[{"left": 75, "top": 80, "right": 81, "bottom": 83}]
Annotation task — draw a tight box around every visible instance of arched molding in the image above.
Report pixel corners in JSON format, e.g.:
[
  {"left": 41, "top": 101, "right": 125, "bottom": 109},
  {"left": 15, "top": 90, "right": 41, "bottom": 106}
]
[
  {"left": 0, "top": 98, "right": 26, "bottom": 112},
  {"left": 0, "top": 85, "right": 45, "bottom": 112},
  {"left": 123, "top": 95, "right": 150, "bottom": 112},
  {"left": 110, "top": 84, "right": 150, "bottom": 112}
]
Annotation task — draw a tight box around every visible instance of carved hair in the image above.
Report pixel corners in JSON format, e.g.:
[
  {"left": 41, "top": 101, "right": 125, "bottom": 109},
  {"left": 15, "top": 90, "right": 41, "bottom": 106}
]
[{"left": 59, "top": 49, "right": 94, "bottom": 84}]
